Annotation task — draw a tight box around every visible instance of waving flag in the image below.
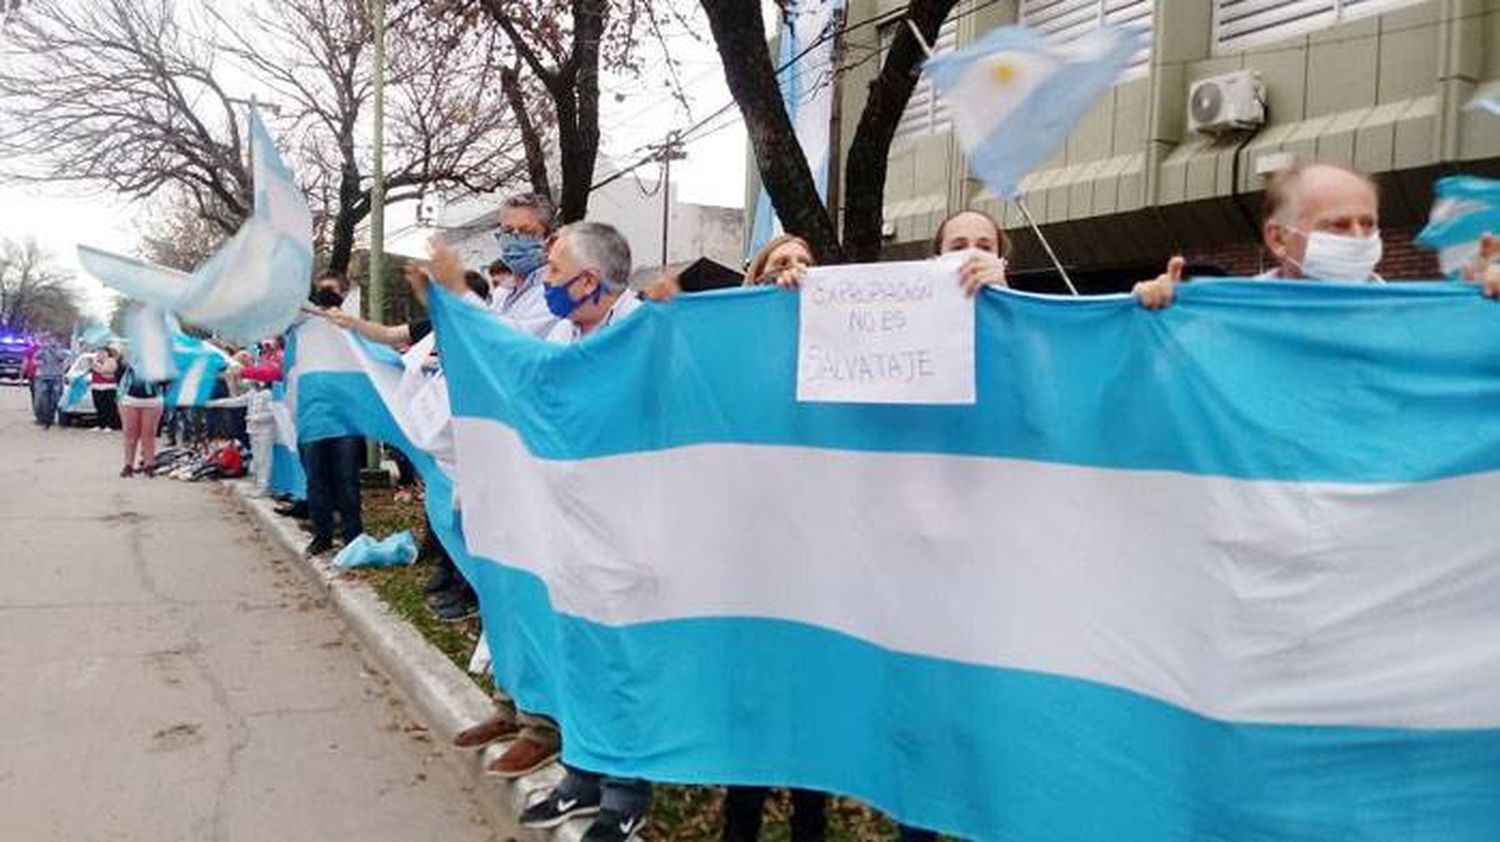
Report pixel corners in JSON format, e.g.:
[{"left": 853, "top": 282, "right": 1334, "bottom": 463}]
[
  {"left": 163, "top": 331, "right": 231, "bottom": 408},
  {"left": 425, "top": 279, "right": 1500, "bottom": 842},
  {"left": 1417, "top": 175, "right": 1500, "bottom": 278},
  {"left": 925, "top": 25, "right": 1143, "bottom": 200},
  {"left": 77, "top": 109, "right": 313, "bottom": 343}
]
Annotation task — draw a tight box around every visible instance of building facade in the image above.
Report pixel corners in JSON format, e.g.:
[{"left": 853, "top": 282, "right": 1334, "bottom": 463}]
[{"left": 830, "top": 0, "right": 1500, "bottom": 290}]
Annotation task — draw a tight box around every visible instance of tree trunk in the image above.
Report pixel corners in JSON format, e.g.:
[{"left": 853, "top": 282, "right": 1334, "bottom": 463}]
[
  {"left": 553, "top": 0, "right": 606, "bottom": 224},
  {"left": 841, "top": 0, "right": 958, "bottom": 262},
  {"left": 501, "top": 65, "right": 553, "bottom": 199},
  {"left": 699, "top": 0, "right": 843, "bottom": 263}
]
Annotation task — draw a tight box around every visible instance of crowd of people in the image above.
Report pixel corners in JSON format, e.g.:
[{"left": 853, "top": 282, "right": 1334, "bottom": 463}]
[
  {"left": 29, "top": 158, "right": 1496, "bottom": 841},
  {"left": 24, "top": 324, "right": 274, "bottom": 482}
]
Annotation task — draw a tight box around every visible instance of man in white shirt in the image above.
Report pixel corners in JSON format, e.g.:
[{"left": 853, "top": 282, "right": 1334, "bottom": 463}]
[
  {"left": 518, "top": 220, "right": 653, "bottom": 842},
  {"left": 539, "top": 220, "right": 643, "bottom": 345},
  {"left": 486, "top": 193, "right": 562, "bottom": 339}
]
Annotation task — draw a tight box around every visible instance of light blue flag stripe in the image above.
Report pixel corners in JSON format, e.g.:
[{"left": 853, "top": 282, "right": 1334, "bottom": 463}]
[{"left": 430, "top": 280, "right": 1500, "bottom": 484}]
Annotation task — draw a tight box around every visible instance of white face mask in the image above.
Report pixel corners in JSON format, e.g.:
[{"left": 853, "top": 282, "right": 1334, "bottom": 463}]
[{"left": 1291, "top": 230, "right": 1383, "bottom": 281}]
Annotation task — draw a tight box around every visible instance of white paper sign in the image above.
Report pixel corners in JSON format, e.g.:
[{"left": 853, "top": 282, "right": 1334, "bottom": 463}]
[{"left": 797, "top": 258, "right": 975, "bottom": 404}]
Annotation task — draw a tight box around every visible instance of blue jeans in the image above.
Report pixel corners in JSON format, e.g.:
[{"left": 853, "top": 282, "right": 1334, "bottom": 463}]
[
  {"left": 32, "top": 376, "right": 62, "bottom": 426},
  {"left": 299, "top": 435, "right": 364, "bottom": 543},
  {"left": 557, "top": 764, "right": 651, "bottom": 817}
]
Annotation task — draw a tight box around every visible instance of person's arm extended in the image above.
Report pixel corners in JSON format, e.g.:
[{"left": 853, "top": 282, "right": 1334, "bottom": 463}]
[{"left": 321, "top": 309, "right": 411, "bottom": 347}]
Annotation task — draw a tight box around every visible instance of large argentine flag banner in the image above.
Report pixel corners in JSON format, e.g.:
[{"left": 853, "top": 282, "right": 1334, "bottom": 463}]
[{"left": 429, "top": 280, "right": 1500, "bottom": 840}]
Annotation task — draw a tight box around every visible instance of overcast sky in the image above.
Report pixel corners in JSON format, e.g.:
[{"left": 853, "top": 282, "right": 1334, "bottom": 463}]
[{"left": 0, "top": 4, "right": 759, "bottom": 320}]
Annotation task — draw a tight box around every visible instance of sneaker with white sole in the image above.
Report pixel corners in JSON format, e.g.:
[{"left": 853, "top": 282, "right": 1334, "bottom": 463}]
[
  {"left": 581, "top": 808, "right": 647, "bottom": 842},
  {"left": 518, "top": 788, "right": 601, "bottom": 829}
]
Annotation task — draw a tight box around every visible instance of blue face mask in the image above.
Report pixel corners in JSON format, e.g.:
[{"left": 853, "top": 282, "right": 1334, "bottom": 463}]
[
  {"left": 544, "top": 273, "right": 604, "bottom": 318},
  {"left": 494, "top": 232, "right": 545, "bottom": 279}
]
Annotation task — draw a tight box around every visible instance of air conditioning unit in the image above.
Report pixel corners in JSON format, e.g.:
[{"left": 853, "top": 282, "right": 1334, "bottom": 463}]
[{"left": 1187, "top": 71, "right": 1266, "bottom": 135}]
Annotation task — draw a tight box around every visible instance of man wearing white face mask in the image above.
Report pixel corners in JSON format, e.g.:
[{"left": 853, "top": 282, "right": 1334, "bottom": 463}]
[{"left": 1134, "top": 162, "right": 1499, "bottom": 308}]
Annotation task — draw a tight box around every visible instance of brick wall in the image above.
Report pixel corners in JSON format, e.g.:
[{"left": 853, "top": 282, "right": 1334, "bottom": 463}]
[{"left": 1184, "top": 228, "right": 1440, "bottom": 281}]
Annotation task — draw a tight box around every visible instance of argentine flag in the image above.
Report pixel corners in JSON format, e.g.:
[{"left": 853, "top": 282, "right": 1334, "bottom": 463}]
[
  {"left": 124, "top": 305, "right": 232, "bottom": 407},
  {"left": 1417, "top": 175, "right": 1500, "bottom": 278},
  {"left": 426, "top": 279, "right": 1500, "bottom": 841},
  {"left": 78, "top": 108, "right": 314, "bottom": 344},
  {"left": 925, "top": 25, "right": 1144, "bottom": 200}
]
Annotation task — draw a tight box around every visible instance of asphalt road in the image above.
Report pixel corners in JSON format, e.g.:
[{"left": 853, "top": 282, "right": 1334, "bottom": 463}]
[{"left": 0, "top": 384, "right": 501, "bottom": 841}]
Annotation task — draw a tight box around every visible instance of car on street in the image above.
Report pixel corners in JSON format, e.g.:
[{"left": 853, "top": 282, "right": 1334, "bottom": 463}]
[{"left": 0, "top": 333, "right": 31, "bottom": 383}]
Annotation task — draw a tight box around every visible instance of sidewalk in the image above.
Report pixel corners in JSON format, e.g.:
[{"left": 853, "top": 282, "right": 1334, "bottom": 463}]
[
  {"left": 231, "top": 481, "right": 592, "bottom": 842},
  {"left": 0, "top": 385, "right": 501, "bottom": 842}
]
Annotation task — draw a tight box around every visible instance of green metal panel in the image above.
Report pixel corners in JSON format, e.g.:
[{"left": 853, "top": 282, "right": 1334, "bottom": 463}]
[
  {"left": 1393, "top": 95, "right": 1439, "bottom": 168},
  {"left": 1376, "top": 14, "right": 1440, "bottom": 104},
  {"left": 1307, "top": 29, "right": 1380, "bottom": 116}
]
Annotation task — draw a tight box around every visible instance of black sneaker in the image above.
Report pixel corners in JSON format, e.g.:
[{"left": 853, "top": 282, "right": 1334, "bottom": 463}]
[
  {"left": 582, "top": 808, "right": 647, "bottom": 842},
  {"left": 519, "top": 788, "right": 601, "bottom": 829},
  {"left": 432, "top": 598, "right": 478, "bottom": 623},
  {"left": 423, "top": 562, "right": 457, "bottom": 595},
  {"left": 304, "top": 536, "right": 334, "bottom": 558},
  {"left": 276, "top": 501, "right": 309, "bottom": 518}
]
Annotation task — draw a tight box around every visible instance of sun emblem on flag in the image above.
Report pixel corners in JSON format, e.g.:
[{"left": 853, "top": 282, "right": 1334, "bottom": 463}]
[{"left": 990, "top": 59, "right": 1019, "bottom": 87}]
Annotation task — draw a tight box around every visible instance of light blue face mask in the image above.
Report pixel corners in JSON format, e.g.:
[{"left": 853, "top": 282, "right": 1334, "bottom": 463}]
[{"left": 494, "top": 231, "right": 546, "bottom": 279}]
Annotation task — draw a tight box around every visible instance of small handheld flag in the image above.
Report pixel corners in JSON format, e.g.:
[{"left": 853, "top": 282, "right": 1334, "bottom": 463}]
[{"left": 925, "top": 25, "right": 1144, "bottom": 201}]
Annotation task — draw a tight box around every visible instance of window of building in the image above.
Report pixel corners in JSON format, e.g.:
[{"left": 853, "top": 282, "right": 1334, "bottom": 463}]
[
  {"left": 884, "top": 13, "right": 960, "bottom": 145},
  {"left": 1214, "top": 0, "right": 1413, "bottom": 54},
  {"left": 1019, "top": 0, "right": 1154, "bottom": 80}
]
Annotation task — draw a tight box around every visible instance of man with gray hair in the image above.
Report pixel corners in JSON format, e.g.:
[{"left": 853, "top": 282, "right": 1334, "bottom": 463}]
[
  {"left": 518, "top": 219, "right": 653, "bottom": 842},
  {"left": 539, "top": 220, "right": 643, "bottom": 343}
]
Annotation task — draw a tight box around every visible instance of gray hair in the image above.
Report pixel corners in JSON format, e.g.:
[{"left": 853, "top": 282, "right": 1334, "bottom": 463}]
[
  {"left": 501, "top": 192, "right": 558, "bottom": 233},
  {"left": 559, "top": 221, "right": 632, "bottom": 289}
]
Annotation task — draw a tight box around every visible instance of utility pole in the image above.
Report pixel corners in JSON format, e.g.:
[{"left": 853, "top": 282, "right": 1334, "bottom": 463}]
[
  {"left": 657, "top": 133, "right": 687, "bottom": 268},
  {"left": 363, "top": 0, "right": 388, "bottom": 481}
]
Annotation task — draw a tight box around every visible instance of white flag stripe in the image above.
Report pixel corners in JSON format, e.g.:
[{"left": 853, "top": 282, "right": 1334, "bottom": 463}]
[{"left": 455, "top": 416, "right": 1500, "bottom": 730}]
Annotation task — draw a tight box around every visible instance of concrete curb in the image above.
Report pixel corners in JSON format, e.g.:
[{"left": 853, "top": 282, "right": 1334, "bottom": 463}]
[{"left": 228, "top": 482, "right": 588, "bottom": 841}]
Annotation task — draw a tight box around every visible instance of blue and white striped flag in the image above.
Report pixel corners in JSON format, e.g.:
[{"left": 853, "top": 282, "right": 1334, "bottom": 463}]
[
  {"left": 424, "top": 279, "right": 1500, "bottom": 841},
  {"left": 267, "top": 382, "right": 307, "bottom": 500},
  {"left": 77, "top": 109, "right": 313, "bottom": 343},
  {"left": 925, "top": 25, "right": 1143, "bottom": 200},
  {"left": 163, "top": 331, "right": 231, "bottom": 408},
  {"left": 1416, "top": 175, "right": 1500, "bottom": 278}
]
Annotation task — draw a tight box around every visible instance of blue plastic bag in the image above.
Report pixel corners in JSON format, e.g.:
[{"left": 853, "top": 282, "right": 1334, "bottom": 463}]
[{"left": 333, "top": 530, "right": 418, "bottom": 569}]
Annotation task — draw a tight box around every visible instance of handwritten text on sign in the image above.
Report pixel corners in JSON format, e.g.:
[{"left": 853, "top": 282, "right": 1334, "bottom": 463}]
[{"left": 797, "top": 258, "right": 975, "bottom": 404}]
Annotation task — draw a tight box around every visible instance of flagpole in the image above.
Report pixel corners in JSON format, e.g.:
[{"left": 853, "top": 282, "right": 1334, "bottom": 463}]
[
  {"left": 906, "top": 18, "right": 1080, "bottom": 296},
  {"left": 1015, "top": 198, "right": 1079, "bottom": 296}
]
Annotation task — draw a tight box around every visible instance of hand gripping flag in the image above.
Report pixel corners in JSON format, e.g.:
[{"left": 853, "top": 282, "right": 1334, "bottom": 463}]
[
  {"left": 925, "top": 25, "right": 1144, "bottom": 200},
  {"left": 78, "top": 109, "right": 313, "bottom": 345},
  {"left": 1417, "top": 175, "right": 1500, "bottom": 278}
]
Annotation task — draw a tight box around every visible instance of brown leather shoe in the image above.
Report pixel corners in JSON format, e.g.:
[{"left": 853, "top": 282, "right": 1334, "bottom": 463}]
[
  {"left": 485, "top": 735, "right": 559, "bottom": 778},
  {"left": 452, "top": 712, "right": 520, "bottom": 749}
]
